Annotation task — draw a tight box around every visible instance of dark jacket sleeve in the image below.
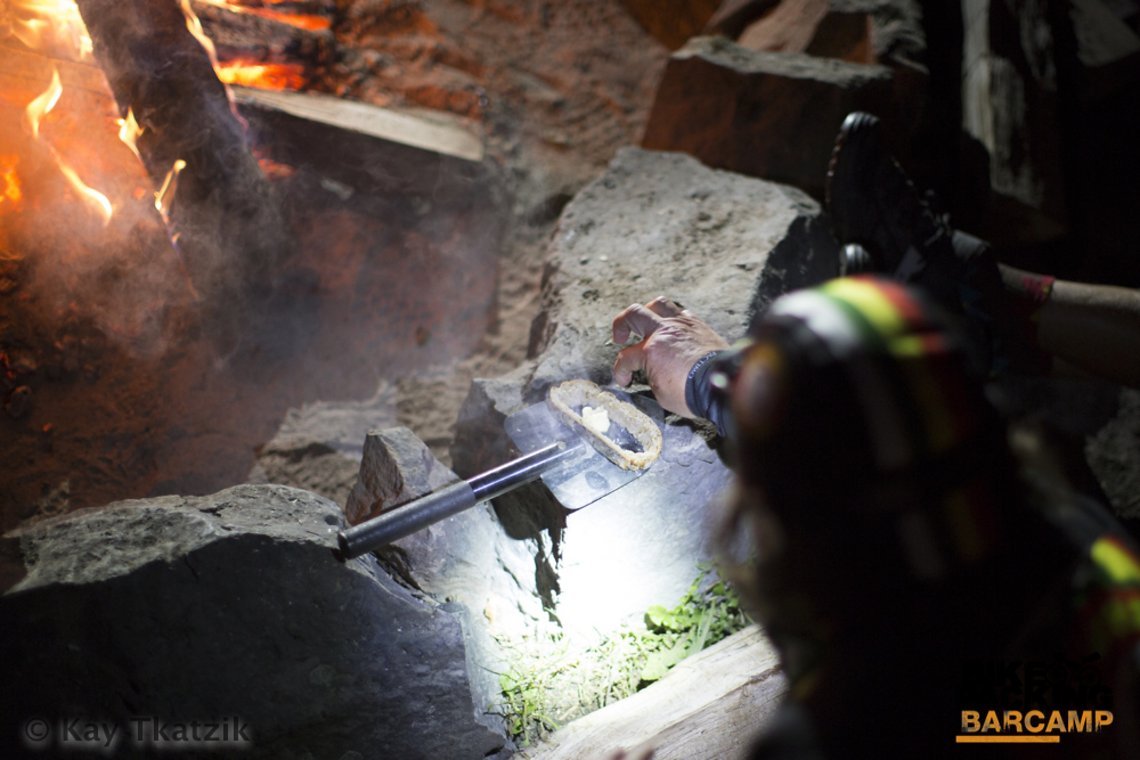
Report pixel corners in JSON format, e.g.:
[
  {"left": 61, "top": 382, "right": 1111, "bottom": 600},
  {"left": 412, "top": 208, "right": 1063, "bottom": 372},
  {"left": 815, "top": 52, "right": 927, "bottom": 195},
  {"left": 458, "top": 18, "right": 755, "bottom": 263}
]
[{"left": 684, "top": 348, "right": 739, "bottom": 438}]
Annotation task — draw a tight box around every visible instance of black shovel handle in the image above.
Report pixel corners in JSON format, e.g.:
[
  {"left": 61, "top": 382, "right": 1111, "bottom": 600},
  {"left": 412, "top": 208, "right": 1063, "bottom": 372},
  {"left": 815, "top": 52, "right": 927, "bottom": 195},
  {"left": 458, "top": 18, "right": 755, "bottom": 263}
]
[{"left": 336, "top": 442, "right": 574, "bottom": 560}]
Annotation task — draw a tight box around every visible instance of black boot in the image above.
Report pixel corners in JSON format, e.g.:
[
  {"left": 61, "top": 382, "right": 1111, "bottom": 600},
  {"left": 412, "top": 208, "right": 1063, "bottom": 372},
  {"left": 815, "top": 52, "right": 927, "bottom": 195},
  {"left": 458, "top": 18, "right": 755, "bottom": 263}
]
[
  {"left": 826, "top": 112, "right": 957, "bottom": 292},
  {"left": 827, "top": 112, "right": 1009, "bottom": 372}
]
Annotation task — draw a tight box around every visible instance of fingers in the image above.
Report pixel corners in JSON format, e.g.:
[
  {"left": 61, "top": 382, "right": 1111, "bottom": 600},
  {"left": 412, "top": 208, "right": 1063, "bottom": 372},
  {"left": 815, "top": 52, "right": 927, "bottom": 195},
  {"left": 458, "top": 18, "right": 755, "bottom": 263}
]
[
  {"left": 612, "top": 303, "right": 666, "bottom": 345},
  {"left": 647, "top": 295, "right": 684, "bottom": 318},
  {"left": 612, "top": 341, "right": 647, "bottom": 387}
]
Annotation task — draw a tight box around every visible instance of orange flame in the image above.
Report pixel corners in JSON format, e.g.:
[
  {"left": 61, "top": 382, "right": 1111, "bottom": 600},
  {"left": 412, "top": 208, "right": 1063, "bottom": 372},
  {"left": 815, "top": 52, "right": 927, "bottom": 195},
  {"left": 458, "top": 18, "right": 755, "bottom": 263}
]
[
  {"left": 178, "top": 1, "right": 308, "bottom": 93},
  {"left": 23, "top": 67, "right": 114, "bottom": 226},
  {"left": 178, "top": 0, "right": 221, "bottom": 65},
  {"left": 197, "top": 0, "right": 331, "bottom": 31},
  {"left": 215, "top": 60, "right": 306, "bottom": 91},
  {"left": 55, "top": 154, "right": 113, "bottom": 225},
  {"left": 116, "top": 108, "right": 144, "bottom": 162},
  {"left": 177, "top": 0, "right": 248, "bottom": 123},
  {"left": 23, "top": 67, "right": 62, "bottom": 139},
  {"left": 155, "top": 158, "right": 187, "bottom": 224},
  {"left": 0, "top": 155, "right": 23, "bottom": 210},
  {"left": 5, "top": 0, "right": 94, "bottom": 60}
]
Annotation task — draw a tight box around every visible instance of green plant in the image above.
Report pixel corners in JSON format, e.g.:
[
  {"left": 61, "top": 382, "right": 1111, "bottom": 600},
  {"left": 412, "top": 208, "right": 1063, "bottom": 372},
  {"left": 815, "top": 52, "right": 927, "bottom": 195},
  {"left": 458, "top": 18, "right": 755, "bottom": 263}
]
[
  {"left": 493, "top": 564, "right": 749, "bottom": 747},
  {"left": 499, "top": 666, "right": 561, "bottom": 744},
  {"left": 639, "top": 564, "right": 748, "bottom": 683}
]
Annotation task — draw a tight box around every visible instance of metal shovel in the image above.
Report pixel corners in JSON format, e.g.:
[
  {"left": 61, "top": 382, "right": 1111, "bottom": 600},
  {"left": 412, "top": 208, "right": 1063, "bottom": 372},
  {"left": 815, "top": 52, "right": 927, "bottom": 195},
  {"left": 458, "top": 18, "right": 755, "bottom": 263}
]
[{"left": 335, "top": 389, "right": 660, "bottom": 560}]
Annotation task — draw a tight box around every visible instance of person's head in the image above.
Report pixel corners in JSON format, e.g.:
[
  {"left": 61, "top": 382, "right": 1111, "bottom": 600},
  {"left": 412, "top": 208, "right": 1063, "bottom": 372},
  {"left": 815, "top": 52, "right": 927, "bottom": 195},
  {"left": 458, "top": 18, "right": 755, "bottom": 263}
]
[{"left": 722, "top": 277, "right": 1018, "bottom": 630}]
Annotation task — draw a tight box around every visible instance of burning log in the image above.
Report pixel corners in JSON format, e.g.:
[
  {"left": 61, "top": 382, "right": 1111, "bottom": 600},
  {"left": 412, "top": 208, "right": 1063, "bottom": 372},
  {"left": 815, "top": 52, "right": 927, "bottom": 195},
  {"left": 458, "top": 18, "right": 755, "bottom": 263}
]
[
  {"left": 0, "top": 39, "right": 195, "bottom": 345},
  {"left": 190, "top": 0, "right": 337, "bottom": 90},
  {"left": 234, "top": 85, "right": 484, "bottom": 164},
  {"left": 74, "top": 0, "right": 297, "bottom": 348}
]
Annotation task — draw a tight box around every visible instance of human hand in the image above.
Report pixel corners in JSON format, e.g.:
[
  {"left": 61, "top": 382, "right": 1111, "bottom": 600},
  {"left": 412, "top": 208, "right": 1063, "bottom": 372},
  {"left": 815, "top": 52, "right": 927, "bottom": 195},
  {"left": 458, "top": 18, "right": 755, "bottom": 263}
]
[{"left": 611, "top": 296, "right": 729, "bottom": 418}]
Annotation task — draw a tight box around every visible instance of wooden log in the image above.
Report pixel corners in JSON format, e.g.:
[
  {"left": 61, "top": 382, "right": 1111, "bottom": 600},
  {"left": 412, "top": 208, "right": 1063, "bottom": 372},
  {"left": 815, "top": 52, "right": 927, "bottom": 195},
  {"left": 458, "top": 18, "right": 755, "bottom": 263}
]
[
  {"left": 75, "top": 0, "right": 296, "bottom": 347},
  {"left": 233, "top": 86, "right": 484, "bottom": 162},
  {"left": 190, "top": 0, "right": 335, "bottom": 72},
  {"left": 525, "top": 625, "right": 787, "bottom": 760}
]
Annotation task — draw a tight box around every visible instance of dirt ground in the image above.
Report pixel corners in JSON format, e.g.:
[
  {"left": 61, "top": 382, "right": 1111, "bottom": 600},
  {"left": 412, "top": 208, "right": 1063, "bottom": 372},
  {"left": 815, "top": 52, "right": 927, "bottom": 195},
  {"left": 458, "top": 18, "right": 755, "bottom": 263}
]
[
  {"left": 343, "top": 0, "right": 670, "bottom": 463},
  {"left": 0, "top": 0, "right": 668, "bottom": 527}
]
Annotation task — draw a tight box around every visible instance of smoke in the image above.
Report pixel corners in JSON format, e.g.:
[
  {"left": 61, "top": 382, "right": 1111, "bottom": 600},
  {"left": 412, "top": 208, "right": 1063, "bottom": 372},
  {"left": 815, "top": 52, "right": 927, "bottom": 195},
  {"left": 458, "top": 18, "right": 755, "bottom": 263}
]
[{"left": 0, "top": 86, "right": 195, "bottom": 359}]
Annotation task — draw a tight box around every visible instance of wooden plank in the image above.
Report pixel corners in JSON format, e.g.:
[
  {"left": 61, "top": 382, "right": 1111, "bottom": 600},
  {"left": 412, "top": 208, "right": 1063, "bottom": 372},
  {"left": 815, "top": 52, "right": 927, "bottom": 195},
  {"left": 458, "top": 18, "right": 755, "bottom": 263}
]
[
  {"left": 522, "top": 625, "right": 787, "bottom": 760},
  {"left": 231, "top": 86, "right": 485, "bottom": 163}
]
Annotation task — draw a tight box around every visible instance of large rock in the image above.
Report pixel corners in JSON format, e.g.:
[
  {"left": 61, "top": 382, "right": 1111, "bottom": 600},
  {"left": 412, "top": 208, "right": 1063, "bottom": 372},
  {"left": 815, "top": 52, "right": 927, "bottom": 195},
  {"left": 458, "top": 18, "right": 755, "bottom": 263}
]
[
  {"left": 641, "top": 35, "right": 897, "bottom": 196},
  {"left": 0, "top": 484, "right": 507, "bottom": 760},
  {"left": 735, "top": 0, "right": 926, "bottom": 69},
  {"left": 960, "top": 0, "right": 1067, "bottom": 246},
  {"left": 251, "top": 389, "right": 399, "bottom": 507},
  {"left": 1069, "top": 0, "right": 1140, "bottom": 103},
  {"left": 453, "top": 147, "right": 835, "bottom": 634},
  {"left": 1087, "top": 388, "right": 1140, "bottom": 523},
  {"left": 1059, "top": 0, "right": 1140, "bottom": 286},
  {"left": 346, "top": 426, "right": 452, "bottom": 524},
  {"left": 344, "top": 425, "right": 552, "bottom": 733},
  {"left": 619, "top": 0, "right": 723, "bottom": 49}
]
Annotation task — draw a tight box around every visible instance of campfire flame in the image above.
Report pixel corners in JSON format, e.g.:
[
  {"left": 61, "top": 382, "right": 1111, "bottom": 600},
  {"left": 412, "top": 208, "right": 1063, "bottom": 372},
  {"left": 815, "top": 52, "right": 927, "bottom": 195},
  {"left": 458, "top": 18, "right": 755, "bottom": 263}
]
[
  {"left": 0, "top": 155, "right": 22, "bottom": 211},
  {"left": 155, "top": 158, "right": 187, "bottom": 224},
  {"left": 54, "top": 152, "right": 113, "bottom": 225},
  {"left": 4, "top": 0, "right": 93, "bottom": 61},
  {"left": 116, "top": 108, "right": 144, "bottom": 162},
  {"left": 2, "top": 0, "right": 212, "bottom": 342},
  {"left": 216, "top": 59, "right": 306, "bottom": 91},
  {"left": 185, "top": 0, "right": 314, "bottom": 91},
  {"left": 179, "top": 0, "right": 222, "bottom": 67},
  {"left": 23, "top": 66, "right": 62, "bottom": 140},
  {"left": 21, "top": 66, "right": 113, "bottom": 226}
]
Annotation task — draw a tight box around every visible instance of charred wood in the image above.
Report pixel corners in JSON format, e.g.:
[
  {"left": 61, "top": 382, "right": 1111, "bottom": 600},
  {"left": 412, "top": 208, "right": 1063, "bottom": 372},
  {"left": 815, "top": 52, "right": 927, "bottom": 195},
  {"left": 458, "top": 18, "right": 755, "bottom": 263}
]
[
  {"left": 75, "top": 0, "right": 297, "bottom": 350},
  {"left": 191, "top": 0, "right": 336, "bottom": 79}
]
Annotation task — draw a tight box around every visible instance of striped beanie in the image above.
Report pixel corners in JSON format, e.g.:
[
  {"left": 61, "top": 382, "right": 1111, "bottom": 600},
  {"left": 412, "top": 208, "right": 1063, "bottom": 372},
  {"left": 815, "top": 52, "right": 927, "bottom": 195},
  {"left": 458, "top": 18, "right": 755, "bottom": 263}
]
[{"left": 729, "top": 276, "right": 1013, "bottom": 581}]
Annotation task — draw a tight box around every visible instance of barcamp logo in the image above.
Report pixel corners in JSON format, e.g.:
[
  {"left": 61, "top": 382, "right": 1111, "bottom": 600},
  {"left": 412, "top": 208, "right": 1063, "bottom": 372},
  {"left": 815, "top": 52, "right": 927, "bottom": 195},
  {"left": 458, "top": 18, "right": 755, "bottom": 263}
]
[{"left": 957, "top": 710, "right": 1114, "bottom": 744}]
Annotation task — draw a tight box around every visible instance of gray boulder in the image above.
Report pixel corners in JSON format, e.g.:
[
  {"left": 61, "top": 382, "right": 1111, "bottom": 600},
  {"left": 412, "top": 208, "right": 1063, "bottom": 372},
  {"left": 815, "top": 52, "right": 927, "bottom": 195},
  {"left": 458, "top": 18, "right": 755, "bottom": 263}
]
[
  {"left": 344, "top": 425, "right": 551, "bottom": 736},
  {"left": 1087, "top": 388, "right": 1140, "bottom": 522},
  {"left": 734, "top": 0, "right": 926, "bottom": 69},
  {"left": 345, "top": 426, "right": 452, "bottom": 525},
  {"left": 0, "top": 484, "right": 506, "bottom": 760},
  {"left": 641, "top": 35, "right": 898, "bottom": 197},
  {"left": 960, "top": 0, "right": 1067, "bottom": 246}
]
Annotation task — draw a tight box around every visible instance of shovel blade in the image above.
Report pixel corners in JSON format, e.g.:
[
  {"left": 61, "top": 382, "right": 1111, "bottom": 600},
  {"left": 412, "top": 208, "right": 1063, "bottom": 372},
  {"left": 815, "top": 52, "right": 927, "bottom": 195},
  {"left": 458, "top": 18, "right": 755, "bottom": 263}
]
[{"left": 504, "top": 396, "right": 654, "bottom": 511}]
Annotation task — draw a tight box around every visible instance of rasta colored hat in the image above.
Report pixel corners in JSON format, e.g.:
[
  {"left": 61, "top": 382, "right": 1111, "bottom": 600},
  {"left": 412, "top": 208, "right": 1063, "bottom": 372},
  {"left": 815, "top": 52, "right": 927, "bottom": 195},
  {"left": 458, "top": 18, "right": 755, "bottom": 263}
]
[{"left": 727, "top": 277, "right": 1012, "bottom": 577}]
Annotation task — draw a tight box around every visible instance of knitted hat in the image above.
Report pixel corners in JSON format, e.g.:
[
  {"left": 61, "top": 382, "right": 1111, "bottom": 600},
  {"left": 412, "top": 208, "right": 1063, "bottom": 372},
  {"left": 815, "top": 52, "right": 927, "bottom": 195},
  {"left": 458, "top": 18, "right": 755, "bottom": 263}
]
[{"left": 729, "top": 276, "right": 1011, "bottom": 582}]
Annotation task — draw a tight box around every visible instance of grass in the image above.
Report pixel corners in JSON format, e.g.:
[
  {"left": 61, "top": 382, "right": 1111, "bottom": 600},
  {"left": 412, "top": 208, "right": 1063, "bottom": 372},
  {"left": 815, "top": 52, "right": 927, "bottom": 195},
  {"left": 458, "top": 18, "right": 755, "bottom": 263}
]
[{"left": 493, "top": 564, "right": 749, "bottom": 747}]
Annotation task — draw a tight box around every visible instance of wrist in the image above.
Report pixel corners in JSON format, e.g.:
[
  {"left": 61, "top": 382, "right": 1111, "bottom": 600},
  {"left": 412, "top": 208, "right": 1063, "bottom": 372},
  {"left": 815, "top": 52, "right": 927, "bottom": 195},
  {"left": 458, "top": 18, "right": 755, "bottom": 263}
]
[{"left": 685, "top": 349, "right": 732, "bottom": 433}]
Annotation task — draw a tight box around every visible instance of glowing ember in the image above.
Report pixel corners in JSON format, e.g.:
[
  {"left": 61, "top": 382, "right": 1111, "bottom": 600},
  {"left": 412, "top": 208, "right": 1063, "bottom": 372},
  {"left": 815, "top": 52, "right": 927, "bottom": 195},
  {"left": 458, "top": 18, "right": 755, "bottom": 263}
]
[
  {"left": 155, "top": 158, "right": 187, "bottom": 223},
  {"left": 116, "top": 108, "right": 144, "bottom": 162},
  {"left": 23, "top": 67, "right": 62, "bottom": 139},
  {"left": 216, "top": 60, "right": 306, "bottom": 91},
  {"left": 4, "top": 0, "right": 94, "bottom": 61},
  {"left": 197, "top": 0, "right": 331, "bottom": 32},
  {"left": 255, "top": 155, "right": 296, "bottom": 180}
]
